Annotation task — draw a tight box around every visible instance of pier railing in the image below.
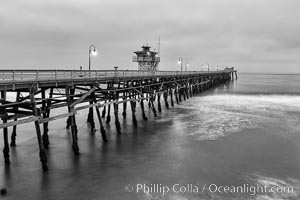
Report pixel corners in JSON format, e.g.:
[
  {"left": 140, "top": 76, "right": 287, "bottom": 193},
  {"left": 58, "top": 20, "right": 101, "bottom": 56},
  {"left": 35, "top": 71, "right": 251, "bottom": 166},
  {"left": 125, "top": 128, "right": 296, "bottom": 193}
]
[{"left": 0, "top": 69, "right": 233, "bottom": 83}]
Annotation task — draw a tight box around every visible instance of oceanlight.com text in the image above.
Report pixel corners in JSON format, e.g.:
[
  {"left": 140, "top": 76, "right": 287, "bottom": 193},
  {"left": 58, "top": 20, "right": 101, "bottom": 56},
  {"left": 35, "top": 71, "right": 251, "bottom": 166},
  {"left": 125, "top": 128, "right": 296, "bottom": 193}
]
[{"left": 124, "top": 183, "right": 294, "bottom": 196}]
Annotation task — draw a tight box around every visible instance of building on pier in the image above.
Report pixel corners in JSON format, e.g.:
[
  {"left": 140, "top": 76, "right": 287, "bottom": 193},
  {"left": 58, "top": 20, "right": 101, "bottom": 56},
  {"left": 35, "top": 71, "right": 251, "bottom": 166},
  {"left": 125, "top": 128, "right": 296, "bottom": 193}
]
[{"left": 133, "top": 45, "right": 160, "bottom": 71}]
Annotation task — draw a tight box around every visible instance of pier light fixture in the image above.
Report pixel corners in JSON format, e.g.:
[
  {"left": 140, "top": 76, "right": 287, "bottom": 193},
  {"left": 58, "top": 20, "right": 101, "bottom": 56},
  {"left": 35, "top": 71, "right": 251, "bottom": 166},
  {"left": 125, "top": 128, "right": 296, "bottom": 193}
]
[
  {"left": 89, "top": 45, "right": 97, "bottom": 71},
  {"left": 178, "top": 57, "right": 183, "bottom": 72},
  {"left": 206, "top": 63, "right": 210, "bottom": 71},
  {"left": 186, "top": 63, "right": 189, "bottom": 71}
]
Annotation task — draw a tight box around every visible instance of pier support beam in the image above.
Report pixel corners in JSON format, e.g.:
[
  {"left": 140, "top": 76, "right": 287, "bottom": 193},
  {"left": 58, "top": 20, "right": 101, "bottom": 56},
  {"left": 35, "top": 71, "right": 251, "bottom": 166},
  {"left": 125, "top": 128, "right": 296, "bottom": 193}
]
[
  {"left": 101, "top": 101, "right": 106, "bottom": 118},
  {"left": 113, "top": 92, "right": 121, "bottom": 134},
  {"left": 129, "top": 90, "right": 138, "bottom": 126},
  {"left": 122, "top": 100, "right": 127, "bottom": 119},
  {"left": 66, "top": 86, "right": 80, "bottom": 156},
  {"left": 87, "top": 102, "right": 95, "bottom": 132},
  {"left": 185, "top": 86, "right": 189, "bottom": 99},
  {"left": 130, "top": 101, "right": 137, "bottom": 127},
  {"left": 170, "top": 89, "right": 174, "bottom": 107},
  {"left": 164, "top": 91, "right": 169, "bottom": 109},
  {"left": 175, "top": 88, "right": 179, "bottom": 104},
  {"left": 157, "top": 93, "right": 162, "bottom": 112},
  {"left": 66, "top": 117, "right": 71, "bottom": 129},
  {"left": 41, "top": 89, "right": 52, "bottom": 149},
  {"left": 1, "top": 91, "right": 10, "bottom": 164},
  {"left": 140, "top": 97, "right": 148, "bottom": 121},
  {"left": 91, "top": 93, "right": 107, "bottom": 142},
  {"left": 29, "top": 88, "right": 48, "bottom": 171},
  {"left": 182, "top": 88, "right": 186, "bottom": 101},
  {"left": 106, "top": 99, "right": 111, "bottom": 124},
  {"left": 190, "top": 84, "right": 193, "bottom": 97},
  {"left": 150, "top": 94, "right": 157, "bottom": 117},
  {"left": 122, "top": 85, "right": 127, "bottom": 119},
  {"left": 178, "top": 88, "right": 182, "bottom": 102},
  {"left": 10, "top": 91, "right": 20, "bottom": 147}
]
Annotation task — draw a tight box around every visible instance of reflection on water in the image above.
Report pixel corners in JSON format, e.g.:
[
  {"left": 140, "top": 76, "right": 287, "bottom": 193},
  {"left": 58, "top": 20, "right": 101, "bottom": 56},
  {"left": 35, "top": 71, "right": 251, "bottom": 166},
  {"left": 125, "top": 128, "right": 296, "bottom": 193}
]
[{"left": 1, "top": 74, "right": 300, "bottom": 200}]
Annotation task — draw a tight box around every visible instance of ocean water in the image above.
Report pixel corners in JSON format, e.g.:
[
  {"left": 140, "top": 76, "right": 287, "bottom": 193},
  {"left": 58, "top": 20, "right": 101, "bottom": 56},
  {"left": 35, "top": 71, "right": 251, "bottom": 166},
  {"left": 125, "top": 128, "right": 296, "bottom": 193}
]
[{"left": 1, "top": 73, "right": 300, "bottom": 200}]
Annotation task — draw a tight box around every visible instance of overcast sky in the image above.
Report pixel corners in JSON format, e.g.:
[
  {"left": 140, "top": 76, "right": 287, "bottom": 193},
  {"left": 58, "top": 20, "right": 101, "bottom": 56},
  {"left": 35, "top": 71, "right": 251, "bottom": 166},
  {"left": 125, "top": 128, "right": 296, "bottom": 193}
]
[{"left": 0, "top": 0, "right": 299, "bottom": 73}]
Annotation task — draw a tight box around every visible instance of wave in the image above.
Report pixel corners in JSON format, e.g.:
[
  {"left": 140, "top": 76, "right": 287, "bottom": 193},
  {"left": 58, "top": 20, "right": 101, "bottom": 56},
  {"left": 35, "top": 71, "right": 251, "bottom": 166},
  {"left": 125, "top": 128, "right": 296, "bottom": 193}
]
[
  {"left": 249, "top": 174, "right": 300, "bottom": 200},
  {"left": 173, "top": 94, "right": 300, "bottom": 141},
  {"left": 224, "top": 91, "right": 300, "bottom": 96}
]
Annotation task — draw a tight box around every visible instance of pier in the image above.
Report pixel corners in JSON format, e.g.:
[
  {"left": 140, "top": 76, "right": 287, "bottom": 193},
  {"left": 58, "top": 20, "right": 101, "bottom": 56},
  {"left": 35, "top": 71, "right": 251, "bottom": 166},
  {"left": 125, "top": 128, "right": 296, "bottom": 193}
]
[{"left": 0, "top": 68, "right": 237, "bottom": 170}]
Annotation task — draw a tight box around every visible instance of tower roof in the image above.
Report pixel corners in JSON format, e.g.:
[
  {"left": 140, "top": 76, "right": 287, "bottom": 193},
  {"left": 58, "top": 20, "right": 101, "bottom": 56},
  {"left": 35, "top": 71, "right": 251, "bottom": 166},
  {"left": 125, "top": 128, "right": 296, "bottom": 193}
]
[{"left": 134, "top": 45, "right": 158, "bottom": 55}]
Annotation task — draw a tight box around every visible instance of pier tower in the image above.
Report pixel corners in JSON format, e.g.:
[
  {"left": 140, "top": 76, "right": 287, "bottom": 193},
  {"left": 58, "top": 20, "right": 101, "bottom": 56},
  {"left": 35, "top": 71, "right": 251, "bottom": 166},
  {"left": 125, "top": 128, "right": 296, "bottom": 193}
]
[{"left": 133, "top": 45, "right": 160, "bottom": 71}]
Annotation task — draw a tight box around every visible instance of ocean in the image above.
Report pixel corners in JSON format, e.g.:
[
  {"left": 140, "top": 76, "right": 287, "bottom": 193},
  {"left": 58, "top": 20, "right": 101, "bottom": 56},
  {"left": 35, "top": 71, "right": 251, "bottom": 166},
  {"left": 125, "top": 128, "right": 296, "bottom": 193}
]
[{"left": 1, "top": 73, "right": 300, "bottom": 200}]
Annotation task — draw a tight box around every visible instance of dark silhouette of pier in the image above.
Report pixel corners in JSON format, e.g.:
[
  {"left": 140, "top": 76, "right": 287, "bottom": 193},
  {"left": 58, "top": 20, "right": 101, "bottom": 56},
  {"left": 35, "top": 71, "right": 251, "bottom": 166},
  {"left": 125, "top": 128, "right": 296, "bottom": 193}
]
[{"left": 0, "top": 69, "right": 237, "bottom": 170}]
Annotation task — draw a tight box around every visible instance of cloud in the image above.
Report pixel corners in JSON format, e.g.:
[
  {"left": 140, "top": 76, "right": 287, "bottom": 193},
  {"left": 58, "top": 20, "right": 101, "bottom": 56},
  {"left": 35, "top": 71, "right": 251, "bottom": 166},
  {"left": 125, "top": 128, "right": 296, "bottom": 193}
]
[{"left": 0, "top": 0, "right": 299, "bottom": 72}]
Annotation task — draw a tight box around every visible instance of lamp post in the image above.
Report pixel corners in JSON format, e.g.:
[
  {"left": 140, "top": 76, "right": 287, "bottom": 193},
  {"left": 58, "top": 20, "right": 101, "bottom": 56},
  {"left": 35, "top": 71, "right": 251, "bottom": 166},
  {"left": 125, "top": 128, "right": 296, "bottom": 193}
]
[
  {"left": 186, "top": 63, "right": 189, "bottom": 71},
  {"left": 88, "top": 45, "right": 97, "bottom": 71},
  {"left": 178, "top": 57, "right": 183, "bottom": 72}
]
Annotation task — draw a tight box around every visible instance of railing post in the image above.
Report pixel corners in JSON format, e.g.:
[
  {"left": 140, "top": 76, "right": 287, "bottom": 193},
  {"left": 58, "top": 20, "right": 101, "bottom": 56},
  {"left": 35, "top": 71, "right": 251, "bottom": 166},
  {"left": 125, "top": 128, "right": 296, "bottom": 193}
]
[
  {"left": 55, "top": 70, "right": 57, "bottom": 80},
  {"left": 13, "top": 70, "right": 15, "bottom": 81},
  {"left": 36, "top": 70, "right": 39, "bottom": 81},
  {"left": 71, "top": 70, "right": 73, "bottom": 80}
]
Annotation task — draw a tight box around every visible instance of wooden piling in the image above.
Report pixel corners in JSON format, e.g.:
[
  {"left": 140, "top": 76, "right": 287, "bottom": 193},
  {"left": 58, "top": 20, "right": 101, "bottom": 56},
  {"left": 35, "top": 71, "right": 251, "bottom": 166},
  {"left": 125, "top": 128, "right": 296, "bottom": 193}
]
[
  {"left": 66, "top": 116, "right": 71, "bottom": 129},
  {"left": 170, "top": 89, "right": 174, "bottom": 107},
  {"left": 178, "top": 88, "right": 182, "bottom": 102},
  {"left": 182, "top": 88, "right": 186, "bottom": 101},
  {"left": 10, "top": 91, "right": 20, "bottom": 147},
  {"left": 1, "top": 91, "right": 10, "bottom": 164},
  {"left": 106, "top": 99, "right": 111, "bottom": 124},
  {"left": 29, "top": 88, "right": 48, "bottom": 171},
  {"left": 122, "top": 90, "right": 127, "bottom": 119},
  {"left": 190, "top": 84, "right": 193, "bottom": 97},
  {"left": 164, "top": 91, "right": 169, "bottom": 109},
  {"left": 91, "top": 93, "right": 107, "bottom": 142},
  {"left": 140, "top": 96, "right": 148, "bottom": 121},
  {"left": 88, "top": 96, "right": 95, "bottom": 132},
  {"left": 113, "top": 92, "right": 121, "bottom": 134},
  {"left": 101, "top": 101, "right": 106, "bottom": 118},
  {"left": 87, "top": 104, "right": 95, "bottom": 131},
  {"left": 41, "top": 89, "right": 50, "bottom": 149},
  {"left": 157, "top": 93, "right": 162, "bottom": 112},
  {"left": 150, "top": 93, "right": 157, "bottom": 117},
  {"left": 130, "top": 90, "right": 138, "bottom": 127},
  {"left": 185, "top": 86, "right": 189, "bottom": 99},
  {"left": 65, "top": 86, "right": 80, "bottom": 156},
  {"left": 175, "top": 88, "right": 179, "bottom": 104}
]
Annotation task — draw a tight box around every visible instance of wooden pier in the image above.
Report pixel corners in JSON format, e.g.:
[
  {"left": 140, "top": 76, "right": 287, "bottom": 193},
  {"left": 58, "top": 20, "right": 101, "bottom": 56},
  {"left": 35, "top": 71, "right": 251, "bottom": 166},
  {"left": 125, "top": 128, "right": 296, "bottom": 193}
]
[{"left": 0, "top": 68, "right": 237, "bottom": 170}]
